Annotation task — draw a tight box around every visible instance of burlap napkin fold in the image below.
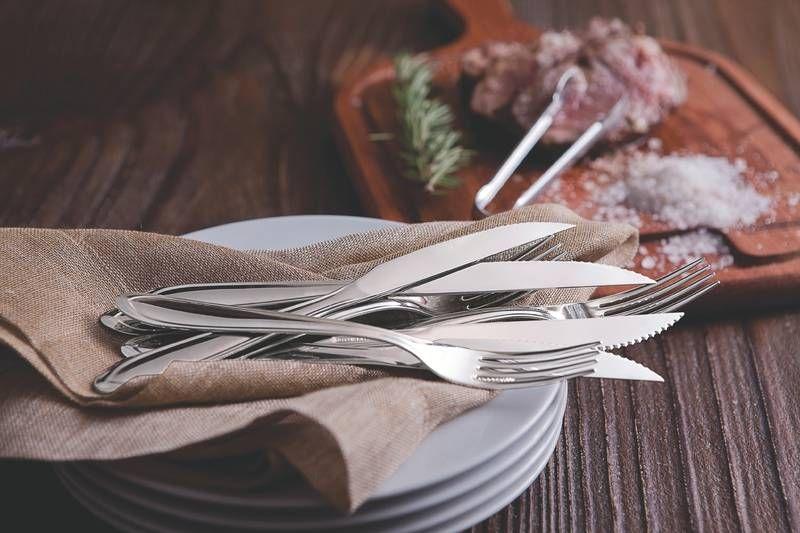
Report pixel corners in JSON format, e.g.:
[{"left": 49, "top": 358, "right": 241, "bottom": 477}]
[{"left": 0, "top": 205, "right": 637, "bottom": 511}]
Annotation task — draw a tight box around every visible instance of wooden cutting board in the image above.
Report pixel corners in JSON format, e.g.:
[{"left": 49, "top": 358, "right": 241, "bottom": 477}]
[{"left": 333, "top": 0, "right": 800, "bottom": 310}]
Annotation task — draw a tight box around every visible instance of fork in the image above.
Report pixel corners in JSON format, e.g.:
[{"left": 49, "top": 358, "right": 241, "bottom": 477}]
[{"left": 96, "top": 295, "right": 603, "bottom": 393}]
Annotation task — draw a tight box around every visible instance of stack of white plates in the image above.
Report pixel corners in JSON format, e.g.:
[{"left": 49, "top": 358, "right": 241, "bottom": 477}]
[{"left": 55, "top": 216, "right": 570, "bottom": 532}]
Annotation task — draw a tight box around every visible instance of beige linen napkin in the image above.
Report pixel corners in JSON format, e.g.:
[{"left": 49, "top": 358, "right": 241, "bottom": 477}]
[{"left": 0, "top": 205, "right": 637, "bottom": 511}]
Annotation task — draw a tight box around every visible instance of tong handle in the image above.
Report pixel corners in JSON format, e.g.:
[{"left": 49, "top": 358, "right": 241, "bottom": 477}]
[
  {"left": 474, "top": 66, "right": 582, "bottom": 216},
  {"left": 474, "top": 99, "right": 561, "bottom": 214},
  {"left": 514, "top": 97, "right": 627, "bottom": 208},
  {"left": 514, "top": 120, "right": 604, "bottom": 208}
]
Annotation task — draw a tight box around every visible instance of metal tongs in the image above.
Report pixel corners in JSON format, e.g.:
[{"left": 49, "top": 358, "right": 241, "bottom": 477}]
[{"left": 474, "top": 66, "right": 627, "bottom": 216}]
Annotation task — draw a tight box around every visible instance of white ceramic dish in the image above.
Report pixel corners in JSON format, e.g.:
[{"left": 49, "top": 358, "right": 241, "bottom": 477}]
[
  {"left": 57, "top": 215, "right": 568, "bottom": 532},
  {"left": 57, "top": 392, "right": 565, "bottom": 533},
  {"left": 67, "top": 380, "right": 564, "bottom": 529}
]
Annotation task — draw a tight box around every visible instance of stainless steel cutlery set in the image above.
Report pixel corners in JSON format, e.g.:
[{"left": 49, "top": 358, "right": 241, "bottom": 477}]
[{"left": 95, "top": 222, "right": 718, "bottom": 393}]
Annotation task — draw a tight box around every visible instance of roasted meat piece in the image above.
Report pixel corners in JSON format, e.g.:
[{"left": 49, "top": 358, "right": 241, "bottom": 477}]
[{"left": 461, "top": 18, "right": 686, "bottom": 143}]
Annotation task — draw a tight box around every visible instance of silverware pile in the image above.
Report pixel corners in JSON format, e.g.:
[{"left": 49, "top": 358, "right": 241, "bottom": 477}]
[{"left": 95, "top": 222, "right": 718, "bottom": 393}]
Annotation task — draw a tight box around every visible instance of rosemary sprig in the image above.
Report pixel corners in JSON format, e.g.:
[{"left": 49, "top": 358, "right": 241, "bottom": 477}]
[{"left": 392, "top": 54, "right": 471, "bottom": 193}]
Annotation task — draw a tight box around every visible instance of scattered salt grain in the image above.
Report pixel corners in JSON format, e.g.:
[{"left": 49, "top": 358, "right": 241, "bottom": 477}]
[
  {"left": 659, "top": 229, "right": 734, "bottom": 269},
  {"left": 539, "top": 147, "right": 779, "bottom": 269},
  {"left": 761, "top": 170, "right": 780, "bottom": 183},
  {"left": 640, "top": 255, "right": 657, "bottom": 269},
  {"left": 788, "top": 192, "right": 800, "bottom": 208},
  {"left": 639, "top": 230, "right": 735, "bottom": 272},
  {"left": 646, "top": 137, "right": 663, "bottom": 151}
]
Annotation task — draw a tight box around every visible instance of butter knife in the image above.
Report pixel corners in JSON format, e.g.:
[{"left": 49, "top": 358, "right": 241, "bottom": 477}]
[{"left": 149, "top": 261, "right": 654, "bottom": 307}]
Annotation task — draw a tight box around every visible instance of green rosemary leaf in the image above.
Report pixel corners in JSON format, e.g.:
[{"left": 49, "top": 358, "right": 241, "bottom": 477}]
[{"left": 391, "top": 53, "right": 471, "bottom": 193}]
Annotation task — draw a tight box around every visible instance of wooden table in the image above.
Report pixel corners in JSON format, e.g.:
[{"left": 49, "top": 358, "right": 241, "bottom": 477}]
[{"left": 0, "top": 1, "right": 798, "bottom": 531}]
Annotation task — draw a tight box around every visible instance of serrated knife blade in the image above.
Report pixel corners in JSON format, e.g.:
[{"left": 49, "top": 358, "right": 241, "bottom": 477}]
[
  {"left": 587, "top": 352, "right": 663, "bottom": 381},
  {"left": 418, "top": 313, "right": 683, "bottom": 351}
]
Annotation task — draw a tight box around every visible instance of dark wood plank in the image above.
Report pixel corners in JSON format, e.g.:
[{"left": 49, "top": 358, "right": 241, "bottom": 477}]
[
  {"left": 492, "top": 1, "right": 800, "bottom": 531},
  {"left": 0, "top": 1, "right": 798, "bottom": 532},
  {"left": 0, "top": 0, "right": 450, "bottom": 234},
  {"left": 745, "top": 311, "right": 800, "bottom": 530},
  {"left": 660, "top": 325, "right": 742, "bottom": 531}
]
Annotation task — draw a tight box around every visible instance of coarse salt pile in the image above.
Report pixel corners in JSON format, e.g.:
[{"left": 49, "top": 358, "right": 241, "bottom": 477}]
[
  {"left": 590, "top": 150, "right": 773, "bottom": 230},
  {"left": 551, "top": 146, "right": 779, "bottom": 270}
]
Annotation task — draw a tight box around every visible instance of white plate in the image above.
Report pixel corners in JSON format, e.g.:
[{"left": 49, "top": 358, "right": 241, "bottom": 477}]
[
  {"left": 60, "top": 402, "right": 561, "bottom": 531},
  {"left": 57, "top": 391, "right": 566, "bottom": 533},
  {"left": 69, "top": 380, "right": 564, "bottom": 529},
  {"left": 100, "top": 381, "right": 561, "bottom": 508},
  {"left": 56, "top": 215, "right": 567, "bottom": 532}
]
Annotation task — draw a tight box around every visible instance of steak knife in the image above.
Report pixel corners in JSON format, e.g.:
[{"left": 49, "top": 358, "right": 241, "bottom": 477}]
[{"left": 414, "top": 313, "right": 682, "bottom": 350}]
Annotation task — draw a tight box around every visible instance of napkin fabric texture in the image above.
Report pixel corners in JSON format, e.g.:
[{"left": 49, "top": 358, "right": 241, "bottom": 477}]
[{"left": 0, "top": 205, "right": 637, "bottom": 511}]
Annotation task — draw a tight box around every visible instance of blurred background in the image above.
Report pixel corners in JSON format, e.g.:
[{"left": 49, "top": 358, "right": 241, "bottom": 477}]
[{"left": 0, "top": 0, "right": 796, "bottom": 233}]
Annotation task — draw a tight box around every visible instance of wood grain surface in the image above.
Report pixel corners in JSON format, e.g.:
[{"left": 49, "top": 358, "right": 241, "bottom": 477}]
[{"left": 0, "top": 1, "right": 797, "bottom": 531}]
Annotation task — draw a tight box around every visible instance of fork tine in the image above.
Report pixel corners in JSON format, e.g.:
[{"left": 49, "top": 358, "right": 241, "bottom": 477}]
[
  {"left": 473, "top": 235, "right": 552, "bottom": 268},
  {"left": 476, "top": 352, "right": 598, "bottom": 376},
  {"left": 514, "top": 234, "right": 556, "bottom": 260},
  {"left": 545, "top": 248, "right": 569, "bottom": 262},
  {"left": 476, "top": 360, "right": 597, "bottom": 385},
  {"left": 639, "top": 279, "right": 720, "bottom": 314},
  {"left": 479, "top": 342, "right": 601, "bottom": 365},
  {"left": 599, "top": 263, "right": 711, "bottom": 315},
  {"left": 616, "top": 273, "right": 718, "bottom": 316},
  {"left": 591, "top": 258, "right": 706, "bottom": 307},
  {"left": 531, "top": 242, "right": 563, "bottom": 261},
  {"left": 460, "top": 242, "right": 562, "bottom": 305}
]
